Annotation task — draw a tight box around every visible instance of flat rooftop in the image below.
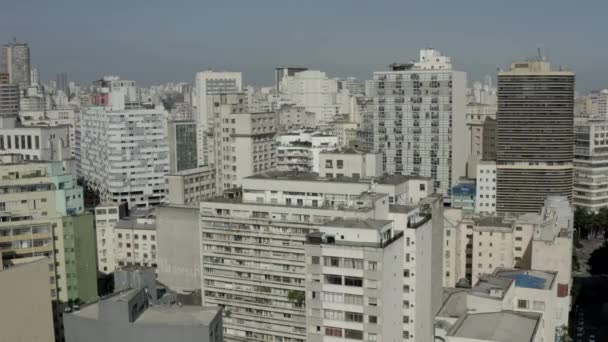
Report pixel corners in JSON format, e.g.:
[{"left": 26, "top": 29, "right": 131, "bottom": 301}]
[
  {"left": 493, "top": 268, "right": 555, "bottom": 290},
  {"left": 247, "top": 171, "right": 429, "bottom": 184},
  {"left": 475, "top": 216, "right": 513, "bottom": 229},
  {"left": 115, "top": 208, "right": 157, "bottom": 230},
  {"left": 448, "top": 311, "right": 541, "bottom": 342},
  {"left": 389, "top": 204, "right": 418, "bottom": 214},
  {"left": 324, "top": 217, "right": 392, "bottom": 231},
  {"left": 136, "top": 305, "right": 219, "bottom": 326},
  {"left": 471, "top": 275, "right": 513, "bottom": 299}
]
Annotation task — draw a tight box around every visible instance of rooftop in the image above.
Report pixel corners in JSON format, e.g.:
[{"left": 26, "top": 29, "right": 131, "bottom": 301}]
[
  {"left": 470, "top": 274, "right": 513, "bottom": 299},
  {"left": 475, "top": 216, "right": 513, "bottom": 229},
  {"left": 115, "top": 208, "right": 157, "bottom": 230},
  {"left": 389, "top": 204, "right": 418, "bottom": 214},
  {"left": 324, "top": 217, "right": 392, "bottom": 231},
  {"left": 448, "top": 311, "right": 541, "bottom": 342},
  {"left": 246, "top": 171, "right": 429, "bottom": 184},
  {"left": 493, "top": 268, "right": 555, "bottom": 290}
]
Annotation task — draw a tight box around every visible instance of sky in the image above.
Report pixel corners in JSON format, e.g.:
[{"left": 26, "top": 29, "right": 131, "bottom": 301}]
[{"left": 1, "top": 0, "right": 607, "bottom": 91}]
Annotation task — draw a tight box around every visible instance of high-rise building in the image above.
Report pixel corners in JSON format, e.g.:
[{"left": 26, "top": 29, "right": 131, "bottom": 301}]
[
  {"left": 276, "top": 131, "right": 338, "bottom": 173},
  {"left": 199, "top": 171, "right": 440, "bottom": 342},
  {"left": 194, "top": 71, "right": 242, "bottom": 166},
  {"left": 0, "top": 159, "right": 98, "bottom": 304},
  {"left": 78, "top": 104, "right": 170, "bottom": 208},
  {"left": 1, "top": 38, "right": 31, "bottom": 88},
  {"left": 281, "top": 70, "right": 340, "bottom": 125},
  {"left": 57, "top": 72, "right": 69, "bottom": 98},
  {"left": 0, "top": 72, "right": 19, "bottom": 128},
  {"left": 496, "top": 60, "right": 575, "bottom": 213},
  {"left": 275, "top": 66, "right": 308, "bottom": 92},
  {"left": 167, "top": 120, "right": 198, "bottom": 173},
  {"left": 367, "top": 49, "right": 467, "bottom": 202},
  {"left": 574, "top": 118, "right": 608, "bottom": 211}
]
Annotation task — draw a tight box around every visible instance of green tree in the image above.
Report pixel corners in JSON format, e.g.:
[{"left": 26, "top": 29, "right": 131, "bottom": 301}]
[{"left": 588, "top": 241, "right": 608, "bottom": 275}]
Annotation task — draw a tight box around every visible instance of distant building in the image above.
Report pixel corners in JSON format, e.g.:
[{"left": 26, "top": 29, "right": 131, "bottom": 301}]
[
  {"left": 277, "top": 105, "right": 316, "bottom": 131},
  {"left": 574, "top": 118, "right": 608, "bottom": 211},
  {"left": 164, "top": 166, "right": 216, "bottom": 205},
  {"left": 475, "top": 161, "right": 497, "bottom": 214},
  {"left": 167, "top": 120, "right": 197, "bottom": 173},
  {"left": 276, "top": 131, "right": 338, "bottom": 173},
  {"left": 275, "top": 66, "right": 308, "bottom": 92},
  {"left": 318, "top": 148, "right": 383, "bottom": 180},
  {"left": 466, "top": 103, "right": 496, "bottom": 177},
  {"left": 0, "top": 257, "right": 55, "bottom": 342},
  {"left": 19, "top": 108, "right": 79, "bottom": 158},
  {"left": 496, "top": 60, "right": 575, "bottom": 213},
  {"left": 281, "top": 70, "right": 340, "bottom": 125},
  {"left": 451, "top": 179, "right": 476, "bottom": 212},
  {"left": 57, "top": 72, "right": 70, "bottom": 98},
  {"left": 1, "top": 38, "right": 31, "bottom": 88},
  {"left": 330, "top": 120, "right": 358, "bottom": 147},
  {"left": 64, "top": 266, "right": 223, "bottom": 342}
]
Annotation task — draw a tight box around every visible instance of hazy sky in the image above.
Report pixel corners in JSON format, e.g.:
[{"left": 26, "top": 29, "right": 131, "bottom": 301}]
[{"left": 1, "top": 0, "right": 606, "bottom": 90}]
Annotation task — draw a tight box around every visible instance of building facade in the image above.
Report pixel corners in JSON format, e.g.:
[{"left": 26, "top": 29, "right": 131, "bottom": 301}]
[
  {"left": 1, "top": 38, "right": 31, "bottom": 88},
  {"left": 165, "top": 166, "right": 216, "bottom": 205},
  {"left": 367, "top": 49, "right": 467, "bottom": 203},
  {"left": 78, "top": 105, "right": 170, "bottom": 208},
  {"left": 476, "top": 161, "right": 497, "bottom": 214},
  {"left": 496, "top": 61, "right": 575, "bottom": 213},
  {"left": 574, "top": 118, "right": 608, "bottom": 211},
  {"left": 167, "top": 120, "right": 198, "bottom": 173}
]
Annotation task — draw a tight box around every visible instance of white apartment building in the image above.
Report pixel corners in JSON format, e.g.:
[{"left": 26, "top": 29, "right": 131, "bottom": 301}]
[
  {"left": 330, "top": 120, "right": 358, "bottom": 147},
  {"left": 0, "top": 124, "right": 70, "bottom": 161},
  {"left": 304, "top": 219, "right": 403, "bottom": 342},
  {"left": 281, "top": 70, "right": 339, "bottom": 125},
  {"left": 165, "top": 165, "right": 216, "bottom": 205},
  {"left": 574, "top": 118, "right": 608, "bottom": 211},
  {"left": 95, "top": 204, "right": 158, "bottom": 273},
  {"left": 199, "top": 171, "right": 439, "bottom": 342},
  {"left": 367, "top": 49, "right": 467, "bottom": 203},
  {"left": 277, "top": 105, "right": 316, "bottom": 132},
  {"left": 318, "top": 149, "right": 383, "bottom": 180},
  {"left": 19, "top": 108, "right": 79, "bottom": 157},
  {"left": 475, "top": 161, "right": 496, "bottom": 214},
  {"left": 194, "top": 71, "right": 242, "bottom": 166},
  {"left": 465, "top": 102, "right": 496, "bottom": 177},
  {"left": 110, "top": 79, "right": 138, "bottom": 103},
  {"left": 78, "top": 105, "right": 170, "bottom": 208},
  {"left": 277, "top": 131, "right": 338, "bottom": 173}
]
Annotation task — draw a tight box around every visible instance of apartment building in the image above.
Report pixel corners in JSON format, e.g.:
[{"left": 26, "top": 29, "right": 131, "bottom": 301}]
[
  {"left": 0, "top": 124, "right": 71, "bottom": 161},
  {"left": 0, "top": 159, "right": 97, "bottom": 303},
  {"left": 277, "top": 105, "right": 316, "bottom": 132},
  {"left": 277, "top": 131, "right": 338, "bottom": 173},
  {"left": 199, "top": 171, "right": 439, "bottom": 342},
  {"left": 330, "top": 120, "right": 358, "bottom": 147},
  {"left": 95, "top": 204, "right": 157, "bottom": 273},
  {"left": 465, "top": 103, "right": 497, "bottom": 177},
  {"left": 366, "top": 49, "right": 467, "bottom": 203},
  {"left": 475, "top": 161, "right": 497, "bottom": 214},
  {"left": 280, "top": 70, "right": 339, "bottom": 125},
  {"left": 574, "top": 118, "right": 608, "bottom": 211},
  {"left": 165, "top": 165, "right": 216, "bottom": 205},
  {"left": 318, "top": 149, "right": 383, "bottom": 180},
  {"left": 78, "top": 105, "right": 170, "bottom": 208},
  {"left": 19, "top": 108, "right": 79, "bottom": 157},
  {"left": 496, "top": 60, "right": 575, "bottom": 213}
]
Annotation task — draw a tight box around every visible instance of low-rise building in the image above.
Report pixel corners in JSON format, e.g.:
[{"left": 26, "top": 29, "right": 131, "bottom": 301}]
[
  {"left": 64, "top": 266, "right": 223, "bottom": 342},
  {"left": 112, "top": 209, "right": 157, "bottom": 270}
]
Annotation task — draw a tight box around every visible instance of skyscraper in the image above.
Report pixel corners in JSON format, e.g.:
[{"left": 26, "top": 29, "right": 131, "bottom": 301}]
[
  {"left": 496, "top": 60, "right": 575, "bottom": 213},
  {"left": 0, "top": 72, "right": 19, "bottom": 128},
  {"left": 367, "top": 49, "right": 467, "bottom": 203},
  {"left": 56, "top": 72, "right": 69, "bottom": 97},
  {"left": 1, "top": 38, "right": 31, "bottom": 88}
]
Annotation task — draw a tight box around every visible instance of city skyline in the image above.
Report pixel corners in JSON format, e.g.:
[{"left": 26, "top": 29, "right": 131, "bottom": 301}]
[{"left": 1, "top": 0, "right": 607, "bottom": 89}]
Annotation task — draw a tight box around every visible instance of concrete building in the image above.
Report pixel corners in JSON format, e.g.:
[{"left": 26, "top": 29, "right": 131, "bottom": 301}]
[
  {"left": 466, "top": 103, "right": 497, "bottom": 177},
  {"left": 95, "top": 204, "right": 157, "bottom": 273},
  {"left": 451, "top": 180, "right": 476, "bottom": 212},
  {"left": 275, "top": 67, "right": 308, "bottom": 92},
  {"left": 366, "top": 49, "right": 467, "bottom": 203},
  {"left": 167, "top": 120, "right": 198, "bottom": 173},
  {"left": 281, "top": 70, "right": 339, "bottom": 125},
  {"left": 1, "top": 38, "right": 31, "bottom": 88},
  {"left": 0, "top": 257, "right": 55, "bottom": 342},
  {"left": 277, "top": 105, "right": 316, "bottom": 132},
  {"left": 0, "top": 124, "right": 71, "bottom": 161},
  {"left": 78, "top": 105, "right": 170, "bottom": 208},
  {"left": 330, "top": 120, "right": 358, "bottom": 147},
  {"left": 475, "top": 161, "right": 497, "bottom": 214},
  {"left": 165, "top": 166, "right": 216, "bottom": 205},
  {"left": 199, "top": 172, "right": 438, "bottom": 342},
  {"left": 156, "top": 205, "right": 201, "bottom": 293},
  {"left": 19, "top": 108, "right": 79, "bottom": 158},
  {"left": 0, "top": 72, "right": 19, "bottom": 124},
  {"left": 64, "top": 267, "right": 223, "bottom": 342},
  {"left": 318, "top": 148, "right": 382, "bottom": 179},
  {"left": 436, "top": 267, "right": 566, "bottom": 342},
  {"left": 496, "top": 60, "right": 575, "bottom": 213},
  {"left": 194, "top": 71, "right": 242, "bottom": 166},
  {"left": 277, "top": 131, "right": 338, "bottom": 173},
  {"left": 574, "top": 118, "right": 608, "bottom": 211},
  {"left": 0, "top": 160, "right": 98, "bottom": 303},
  {"left": 57, "top": 72, "right": 70, "bottom": 98}
]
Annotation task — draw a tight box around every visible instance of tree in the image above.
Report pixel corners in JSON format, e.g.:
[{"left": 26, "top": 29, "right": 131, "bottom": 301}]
[
  {"left": 588, "top": 241, "right": 608, "bottom": 275},
  {"left": 287, "top": 290, "right": 305, "bottom": 305}
]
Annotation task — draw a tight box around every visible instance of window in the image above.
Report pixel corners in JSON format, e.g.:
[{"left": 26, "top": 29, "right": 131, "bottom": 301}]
[
  {"left": 324, "top": 310, "right": 343, "bottom": 321},
  {"left": 403, "top": 331, "right": 410, "bottom": 339},
  {"left": 345, "top": 312, "right": 363, "bottom": 323},
  {"left": 343, "top": 258, "right": 363, "bottom": 269},
  {"left": 325, "top": 327, "right": 342, "bottom": 337},
  {"left": 369, "top": 315, "right": 377, "bottom": 324},
  {"left": 368, "top": 333, "right": 377, "bottom": 341},
  {"left": 311, "top": 256, "right": 320, "bottom": 265},
  {"left": 324, "top": 274, "right": 342, "bottom": 285},
  {"left": 368, "top": 297, "right": 377, "bottom": 306},
  {"left": 403, "top": 315, "right": 409, "bottom": 323},
  {"left": 420, "top": 183, "right": 425, "bottom": 191},
  {"left": 344, "top": 294, "right": 363, "bottom": 305},
  {"left": 344, "top": 276, "right": 363, "bottom": 287},
  {"left": 325, "top": 160, "right": 333, "bottom": 168},
  {"left": 403, "top": 285, "right": 410, "bottom": 293},
  {"left": 324, "top": 257, "right": 340, "bottom": 267},
  {"left": 517, "top": 299, "right": 528, "bottom": 309},
  {"left": 368, "top": 261, "right": 377, "bottom": 270},
  {"left": 337, "top": 160, "right": 344, "bottom": 169},
  {"left": 533, "top": 301, "right": 545, "bottom": 311},
  {"left": 403, "top": 269, "right": 410, "bottom": 277},
  {"left": 344, "top": 329, "right": 363, "bottom": 340}
]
